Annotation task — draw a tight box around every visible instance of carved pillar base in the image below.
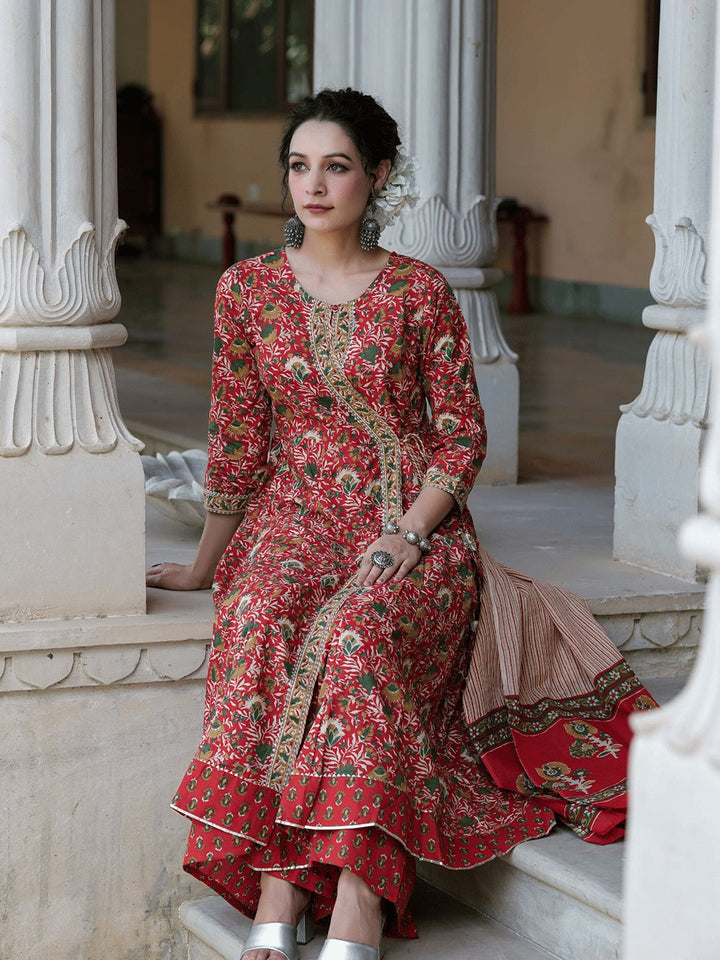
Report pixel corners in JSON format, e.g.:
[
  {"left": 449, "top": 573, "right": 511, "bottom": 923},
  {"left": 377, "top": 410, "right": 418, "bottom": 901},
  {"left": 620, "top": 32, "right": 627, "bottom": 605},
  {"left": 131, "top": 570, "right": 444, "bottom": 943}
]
[
  {"left": 0, "top": 327, "right": 145, "bottom": 620},
  {"left": 473, "top": 359, "right": 519, "bottom": 484},
  {"left": 1, "top": 446, "right": 145, "bottom": 620},
  {"left": 614, "top": 413, "right": 703, "bottom": 579}
]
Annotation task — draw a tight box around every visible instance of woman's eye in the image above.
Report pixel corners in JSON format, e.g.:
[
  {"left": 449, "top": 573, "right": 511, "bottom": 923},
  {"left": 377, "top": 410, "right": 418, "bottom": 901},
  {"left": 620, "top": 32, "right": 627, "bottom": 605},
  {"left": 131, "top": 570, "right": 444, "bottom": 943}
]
[
  {"left": 328, "top": 163, "right": 348, "bottom": 173},
  {"left": 290, "top": 161, "right": 307, "bottom": 172}
]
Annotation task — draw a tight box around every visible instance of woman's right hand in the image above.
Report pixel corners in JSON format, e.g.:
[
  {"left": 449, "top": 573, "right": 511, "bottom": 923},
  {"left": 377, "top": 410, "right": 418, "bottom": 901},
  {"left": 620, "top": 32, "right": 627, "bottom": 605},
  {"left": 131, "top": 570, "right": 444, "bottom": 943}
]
[{"left": 145, "top": 562, "right": 212, "bottom": 591}]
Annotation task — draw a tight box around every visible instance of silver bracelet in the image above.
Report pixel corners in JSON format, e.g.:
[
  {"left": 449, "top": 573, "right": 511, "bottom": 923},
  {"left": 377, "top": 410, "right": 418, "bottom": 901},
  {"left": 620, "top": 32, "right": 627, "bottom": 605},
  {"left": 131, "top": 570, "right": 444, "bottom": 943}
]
[{"left": 383, "top": 520, "right": 432, "bottom": 553}]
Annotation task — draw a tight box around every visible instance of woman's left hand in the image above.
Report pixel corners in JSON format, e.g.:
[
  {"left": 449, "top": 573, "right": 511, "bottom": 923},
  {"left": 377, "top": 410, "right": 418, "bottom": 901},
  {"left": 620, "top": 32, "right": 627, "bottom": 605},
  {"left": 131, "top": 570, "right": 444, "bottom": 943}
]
[{"left": 356, "top": 534, "right": 422, "bottom": 587}]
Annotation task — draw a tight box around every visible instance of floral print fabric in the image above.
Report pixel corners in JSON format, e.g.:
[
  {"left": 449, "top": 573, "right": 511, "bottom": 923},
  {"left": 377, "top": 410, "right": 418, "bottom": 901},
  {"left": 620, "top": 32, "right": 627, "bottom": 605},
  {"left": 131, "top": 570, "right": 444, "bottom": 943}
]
[{"left": 172, "top": 249, "right": 655, "bottom": 935}]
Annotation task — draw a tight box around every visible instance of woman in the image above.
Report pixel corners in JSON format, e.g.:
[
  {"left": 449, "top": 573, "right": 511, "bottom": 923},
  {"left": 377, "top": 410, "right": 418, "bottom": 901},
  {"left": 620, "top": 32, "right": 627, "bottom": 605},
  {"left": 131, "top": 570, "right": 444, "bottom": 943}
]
[{"left": 147, "top": 89, "right": 655, "bottom": 960}]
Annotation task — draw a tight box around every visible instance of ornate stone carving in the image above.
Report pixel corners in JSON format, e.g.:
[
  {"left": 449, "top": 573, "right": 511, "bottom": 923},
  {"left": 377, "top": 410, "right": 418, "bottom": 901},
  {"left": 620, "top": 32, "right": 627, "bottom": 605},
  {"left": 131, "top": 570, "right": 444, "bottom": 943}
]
[
  {"left": 647, "top": 214, "right": 710, "bottom": 308},
  {"left": 81, "top": 647, "right": 143, "bottom": 685},
  {"left": 387, "top": 196, "right": 498, "bottom": 269},
  {"left": 0, "top": 606, "right": 704, "bottom": 695},
  {"left": 148, "top": 642, "right": 210, "bottom": 681},
  {"left": 0, "top": 223, "right": 125, "bottom": 327},
  {"left": 600, "top": 610, "right": 703, "bottom": 652},
  {"left": 12, "top": 650, "right": 75, "bottom": 689},
  {"left": 0, "top": 341, "right": 142, "bottom": 457},
  {"left": 454, "top": 287, "right": 518, "bottom": 365},
  {"left": 619, "top": 330, "right": 711, "bottom": 427},
  {"left": 142, "top": 449, "right": 207, "bottom": 527},
  {"left": 0, "top": 642, "right": 210, "bottom": 693},
  {"left": 0, "top": 0, "right": 146, "bottom": 616}
]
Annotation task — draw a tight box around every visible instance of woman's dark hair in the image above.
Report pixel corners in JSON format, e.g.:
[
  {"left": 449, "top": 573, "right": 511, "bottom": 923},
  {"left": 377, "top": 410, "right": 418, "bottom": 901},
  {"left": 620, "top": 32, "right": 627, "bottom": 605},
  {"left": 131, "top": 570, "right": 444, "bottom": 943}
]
[{"left": 279, "top": 88, "right": 401, "bottom": 204}]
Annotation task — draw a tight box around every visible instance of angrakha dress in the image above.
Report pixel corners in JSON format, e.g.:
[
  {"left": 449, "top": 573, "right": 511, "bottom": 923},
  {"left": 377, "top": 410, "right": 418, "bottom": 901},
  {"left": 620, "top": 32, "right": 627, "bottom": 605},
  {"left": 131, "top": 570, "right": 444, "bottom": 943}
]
[{"left": 172, "top": 249, "right": 656, "bottom": 937}]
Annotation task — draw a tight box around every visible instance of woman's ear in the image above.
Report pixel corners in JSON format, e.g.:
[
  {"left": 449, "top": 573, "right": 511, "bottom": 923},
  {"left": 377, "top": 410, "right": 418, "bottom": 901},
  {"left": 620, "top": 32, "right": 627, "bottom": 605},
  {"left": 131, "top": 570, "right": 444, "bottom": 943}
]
[{"left": 372, "top": 158, "right": 392, "bottom": 192}]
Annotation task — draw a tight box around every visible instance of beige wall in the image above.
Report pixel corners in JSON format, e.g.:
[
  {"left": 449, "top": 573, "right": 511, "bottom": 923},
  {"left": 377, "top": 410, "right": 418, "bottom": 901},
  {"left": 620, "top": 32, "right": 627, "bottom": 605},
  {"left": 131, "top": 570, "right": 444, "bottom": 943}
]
[
  {"left": 139, "top": 0, "right": 655, "bottom": 288},
  {"left": 147, "top": 1, "right": 285, "bottom": 251},
  {"left": 496, "top": 0, "right": 655, "bottom": 289}
]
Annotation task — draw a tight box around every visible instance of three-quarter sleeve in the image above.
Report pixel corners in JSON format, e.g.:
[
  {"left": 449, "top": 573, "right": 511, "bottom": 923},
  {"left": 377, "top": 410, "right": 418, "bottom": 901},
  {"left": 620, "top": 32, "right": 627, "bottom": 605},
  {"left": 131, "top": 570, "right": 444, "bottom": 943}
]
[
  {"left": 203, "top": 268, "right": 273, "bottom": 515},
  {"left": 420, "top": 281, "right": 487, "bottom": 509}
]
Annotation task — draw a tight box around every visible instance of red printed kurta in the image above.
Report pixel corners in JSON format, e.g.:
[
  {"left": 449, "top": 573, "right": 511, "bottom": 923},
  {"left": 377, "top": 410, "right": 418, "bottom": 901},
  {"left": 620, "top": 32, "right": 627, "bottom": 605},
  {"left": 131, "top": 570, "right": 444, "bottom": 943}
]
[{"left": 172, "top": 249, "right": 656, "bottom": 936}]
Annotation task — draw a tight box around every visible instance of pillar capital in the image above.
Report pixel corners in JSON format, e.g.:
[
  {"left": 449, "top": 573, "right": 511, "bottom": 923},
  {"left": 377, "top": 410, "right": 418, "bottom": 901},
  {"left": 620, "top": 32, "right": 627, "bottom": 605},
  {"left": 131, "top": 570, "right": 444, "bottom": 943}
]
[
  {"left": 0, "top": 222, "right": 126, "bottom": 328},
  {"left": 389, "top": 196, "right": 499, "bottom": 271},
  {"left": 0, "top": 0, "right": 125, "bottom": 329}
]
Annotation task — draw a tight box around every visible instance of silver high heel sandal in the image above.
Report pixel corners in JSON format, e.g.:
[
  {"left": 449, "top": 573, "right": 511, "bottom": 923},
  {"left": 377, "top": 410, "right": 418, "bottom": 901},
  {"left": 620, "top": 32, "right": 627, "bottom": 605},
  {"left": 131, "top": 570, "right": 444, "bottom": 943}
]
[
  {"left": 240, "top": 905, "right": 314, "bottom": 960},
  {"left": 316, "top": 935, "right": 384, "bottom": 960}
]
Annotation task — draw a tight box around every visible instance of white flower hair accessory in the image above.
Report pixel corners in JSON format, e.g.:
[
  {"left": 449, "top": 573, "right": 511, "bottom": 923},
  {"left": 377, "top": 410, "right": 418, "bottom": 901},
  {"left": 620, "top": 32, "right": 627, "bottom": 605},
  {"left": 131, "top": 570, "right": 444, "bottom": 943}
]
[{"left": 372, "top": 150, "right": 420, "bottom": 230}]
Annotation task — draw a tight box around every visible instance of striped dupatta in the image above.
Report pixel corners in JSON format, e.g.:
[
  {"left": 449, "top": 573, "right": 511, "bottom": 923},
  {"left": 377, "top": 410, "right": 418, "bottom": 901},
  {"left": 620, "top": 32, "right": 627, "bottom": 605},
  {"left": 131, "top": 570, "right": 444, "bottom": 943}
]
[{"left": 463, "top": 547, "right": 658, "bottom": 843}]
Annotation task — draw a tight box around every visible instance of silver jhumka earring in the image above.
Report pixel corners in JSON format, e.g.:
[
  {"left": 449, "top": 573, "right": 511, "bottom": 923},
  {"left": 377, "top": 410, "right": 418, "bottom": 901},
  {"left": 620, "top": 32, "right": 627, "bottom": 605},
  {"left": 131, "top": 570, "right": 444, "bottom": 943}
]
[
  {"left": 284, "top": 215, "right": 305, "bottom": 248},
  {"left": 359, "top": 195, "right": 381, "bottom": 250}
]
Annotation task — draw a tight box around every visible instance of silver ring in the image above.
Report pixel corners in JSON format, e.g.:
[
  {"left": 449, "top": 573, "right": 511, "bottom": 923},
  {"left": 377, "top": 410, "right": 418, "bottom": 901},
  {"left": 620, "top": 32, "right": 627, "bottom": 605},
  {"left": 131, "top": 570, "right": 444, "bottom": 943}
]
[{"left": 371, "top": 549, "right": 395, "bottom": 569}]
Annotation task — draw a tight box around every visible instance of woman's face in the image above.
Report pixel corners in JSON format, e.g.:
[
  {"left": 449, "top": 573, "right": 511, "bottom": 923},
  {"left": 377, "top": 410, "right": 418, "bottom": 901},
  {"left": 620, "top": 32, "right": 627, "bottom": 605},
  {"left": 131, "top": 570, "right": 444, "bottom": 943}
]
[{"left": 287, "top": 120, "right": 390, "bottom": 239}]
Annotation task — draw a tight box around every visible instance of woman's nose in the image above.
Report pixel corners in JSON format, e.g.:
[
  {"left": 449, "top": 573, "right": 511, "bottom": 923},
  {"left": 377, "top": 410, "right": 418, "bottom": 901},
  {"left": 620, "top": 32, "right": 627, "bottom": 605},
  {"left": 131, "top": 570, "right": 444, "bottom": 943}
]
[{"left": 306, "top": 171, "right": 326, "bottom": 195}]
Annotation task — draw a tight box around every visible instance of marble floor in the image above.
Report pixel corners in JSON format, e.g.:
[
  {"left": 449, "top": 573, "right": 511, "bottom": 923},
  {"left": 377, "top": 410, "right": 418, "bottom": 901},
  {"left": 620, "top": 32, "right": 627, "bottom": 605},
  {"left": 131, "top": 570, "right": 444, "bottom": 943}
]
[{"left": 113, "top": 252, "right": 654, "bottom": 480}]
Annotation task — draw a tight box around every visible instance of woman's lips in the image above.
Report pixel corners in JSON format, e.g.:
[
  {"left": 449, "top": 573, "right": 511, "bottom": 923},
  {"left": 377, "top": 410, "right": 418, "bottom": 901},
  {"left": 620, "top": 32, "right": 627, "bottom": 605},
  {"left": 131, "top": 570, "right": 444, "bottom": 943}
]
[{"left": 304, "top": 204, "right": 332, "bottom": 213}]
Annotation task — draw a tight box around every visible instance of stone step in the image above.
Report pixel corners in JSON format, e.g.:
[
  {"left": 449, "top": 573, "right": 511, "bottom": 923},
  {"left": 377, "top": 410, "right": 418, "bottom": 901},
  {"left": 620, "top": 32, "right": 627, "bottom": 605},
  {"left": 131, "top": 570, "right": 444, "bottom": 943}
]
[
  {"left": 420, "top": 828, "right": 623, "bottom": 960},
  {"left": 179, "top": 879, "right": 559, "bottom": 960}
]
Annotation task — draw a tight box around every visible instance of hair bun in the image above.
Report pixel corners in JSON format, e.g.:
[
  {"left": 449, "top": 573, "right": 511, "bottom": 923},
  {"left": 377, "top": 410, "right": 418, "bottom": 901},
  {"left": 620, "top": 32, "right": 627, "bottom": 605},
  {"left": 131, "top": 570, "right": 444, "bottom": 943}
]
[{"left": 279, "top": 88, "right": 401, "bottom": 202}]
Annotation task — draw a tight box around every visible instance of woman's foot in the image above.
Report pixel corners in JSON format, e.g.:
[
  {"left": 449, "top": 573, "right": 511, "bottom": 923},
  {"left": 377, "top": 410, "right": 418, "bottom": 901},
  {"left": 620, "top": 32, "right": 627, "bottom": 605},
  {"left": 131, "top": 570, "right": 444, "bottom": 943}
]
[
  {"left": 325, "top": 867, "right": 383, "bottom": 950},
  {"left": 242, "top": 873, "right": 311, "bottom": 960}
]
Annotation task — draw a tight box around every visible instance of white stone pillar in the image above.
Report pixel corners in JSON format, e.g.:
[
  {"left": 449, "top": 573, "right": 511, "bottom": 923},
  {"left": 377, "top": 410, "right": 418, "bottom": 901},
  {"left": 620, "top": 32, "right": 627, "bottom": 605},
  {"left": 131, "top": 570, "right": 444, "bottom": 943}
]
[
  {"left": 623, "top": 10, "right": 720, "bottom": 953},
  {"left": 314, "top": 0, "right": 518, "bottom": 484},
  {"left": 0, "top": 0, "right": 145, "bottom": 620},
  {"left": 614, "top": 0, "right": 713, "bottom": 580}
]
